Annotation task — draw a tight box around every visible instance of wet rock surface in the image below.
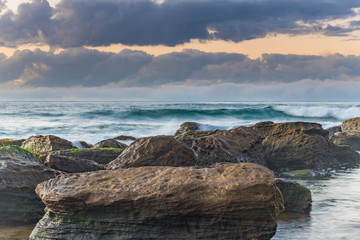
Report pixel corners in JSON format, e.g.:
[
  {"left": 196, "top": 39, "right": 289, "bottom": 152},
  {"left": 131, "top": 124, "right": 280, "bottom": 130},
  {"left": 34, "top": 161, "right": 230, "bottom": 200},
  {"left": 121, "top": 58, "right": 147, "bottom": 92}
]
[
  {"left": 276, "top": 178, "right": 312, "bottom": 213},
  {"left": 0, "top": 146, "right": 58, "bottom": 224},
  {"left": 30, "top": 163, "right": 283, "bottom": 240}
]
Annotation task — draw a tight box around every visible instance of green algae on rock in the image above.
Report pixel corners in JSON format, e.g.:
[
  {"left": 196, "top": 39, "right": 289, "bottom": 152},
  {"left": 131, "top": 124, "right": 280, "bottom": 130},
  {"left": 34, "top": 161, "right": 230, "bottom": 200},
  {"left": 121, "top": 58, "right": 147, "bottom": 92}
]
[{"left": 276, "top": 178, "right": 312, "bottom": 213}]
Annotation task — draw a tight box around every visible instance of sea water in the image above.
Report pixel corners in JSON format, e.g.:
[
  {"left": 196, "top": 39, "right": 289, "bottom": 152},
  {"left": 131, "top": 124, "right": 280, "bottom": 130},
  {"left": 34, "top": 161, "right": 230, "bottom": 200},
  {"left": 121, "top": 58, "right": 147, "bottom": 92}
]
[
  {"left": 1, "top": 101, "right": 360, "bottom": 144},
  {"left": 1, "top": 101, "right": 360, "bottom": 239}
]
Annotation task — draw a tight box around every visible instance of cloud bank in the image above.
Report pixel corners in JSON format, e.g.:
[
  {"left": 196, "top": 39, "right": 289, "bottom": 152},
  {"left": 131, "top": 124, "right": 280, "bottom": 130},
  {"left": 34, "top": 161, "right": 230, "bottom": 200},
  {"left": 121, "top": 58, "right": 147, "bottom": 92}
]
[
  {"left": 0, "top": 0, "right": 359, "bottom": 47},
  {"left": 1, "top": 48, "right": 360, "bottom": 88}
]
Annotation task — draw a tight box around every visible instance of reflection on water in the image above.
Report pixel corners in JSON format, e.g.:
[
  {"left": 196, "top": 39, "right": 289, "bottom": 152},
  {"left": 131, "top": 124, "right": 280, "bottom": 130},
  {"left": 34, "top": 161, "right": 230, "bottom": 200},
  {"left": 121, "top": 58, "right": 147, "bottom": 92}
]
[
  {"left": 274, "top": 166, "right": 360, "bottom": 240},
  {"left": 0, "top": 224, "right": 35, "bottom": 240}
]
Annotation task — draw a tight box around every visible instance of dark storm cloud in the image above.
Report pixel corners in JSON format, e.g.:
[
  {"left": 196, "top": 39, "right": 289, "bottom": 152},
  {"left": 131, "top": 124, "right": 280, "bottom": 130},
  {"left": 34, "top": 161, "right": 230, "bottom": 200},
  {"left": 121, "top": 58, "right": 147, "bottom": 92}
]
[
  {"left": 0, "top": 0, "right": 359, "bottom": 47},
  {"left": 2, "top": 48, "right": 360, "bottom": 87}
]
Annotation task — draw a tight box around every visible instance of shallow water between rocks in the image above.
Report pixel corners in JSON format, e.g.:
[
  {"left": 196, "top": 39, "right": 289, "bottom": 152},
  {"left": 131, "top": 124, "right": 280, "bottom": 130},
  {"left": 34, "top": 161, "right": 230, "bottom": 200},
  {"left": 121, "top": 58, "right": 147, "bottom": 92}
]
[
  {"left": 3, "top": 166, "right": 360, "bottom": 239},
  {"left": 274, "top": 165, "right": 360, "bottom": 240}
]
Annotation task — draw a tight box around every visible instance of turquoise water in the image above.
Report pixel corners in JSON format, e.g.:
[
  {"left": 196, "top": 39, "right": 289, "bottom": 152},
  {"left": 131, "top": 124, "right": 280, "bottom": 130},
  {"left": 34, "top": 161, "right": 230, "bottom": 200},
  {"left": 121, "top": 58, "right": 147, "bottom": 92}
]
[{"left": 1, "top": 101, "right": 360, "bottom": 144}]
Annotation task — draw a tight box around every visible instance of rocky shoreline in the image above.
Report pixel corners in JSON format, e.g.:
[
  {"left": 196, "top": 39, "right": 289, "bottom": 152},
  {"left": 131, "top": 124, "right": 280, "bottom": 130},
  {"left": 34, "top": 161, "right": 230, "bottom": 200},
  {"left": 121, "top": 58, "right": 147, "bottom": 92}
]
[{"left": 1, "top": 117, "right": 360, "bottom": 239}]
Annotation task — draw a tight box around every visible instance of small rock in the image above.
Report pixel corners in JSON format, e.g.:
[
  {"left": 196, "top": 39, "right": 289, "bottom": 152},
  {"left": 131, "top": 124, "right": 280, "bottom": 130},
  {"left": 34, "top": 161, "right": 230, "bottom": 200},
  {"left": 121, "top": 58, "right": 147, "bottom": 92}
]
[
  {"left": 341, "top": 117, "right": 360, "bottom": 133},
  {"left": 331, "top": 132, "right": 360, "bottom": 151},
  {"left": 0, "top": 138, "right": 25, "bottom": 147},
  {"left": 175, "top": 122, "right": 200, "bottom": 136},
  {"left": 21, "top": 135, "right": 75, "bottom": 163},
  {"left": 114, "top": 135, "right": 136, "bottom": 141},
  {"left": 45, "top": 154, "right": 104, "bottom": 173},
  {"left": 49, "top": 148, "right": 123, "bottom": 165},
  {"left": 276, "top": 178, "right": 312, "bottom": 213},
  {"left": 92, "top": 139, "right": 128, "bottom": 149}
]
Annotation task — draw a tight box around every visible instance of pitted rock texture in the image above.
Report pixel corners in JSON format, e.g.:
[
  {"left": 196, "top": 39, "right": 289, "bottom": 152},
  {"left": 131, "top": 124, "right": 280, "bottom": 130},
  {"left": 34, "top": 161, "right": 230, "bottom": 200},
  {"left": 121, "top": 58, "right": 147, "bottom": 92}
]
[
  {"left": 252, "top": 122, "right": 360, "bottom": 171},
  {"left": 21, "top": 135, "right": 75, "bottom": 163},
  {"left": 30, "top": 163, "right": 283, "bottom": 240},
  {"left": 190, "top": 127, "right": 266, "bottom": 166},
  {"left": 341, "top": 117, "right": 360, "bottom": 133},
  {"left": 107, "top": 135, "right": 196, "bottom": 169}
]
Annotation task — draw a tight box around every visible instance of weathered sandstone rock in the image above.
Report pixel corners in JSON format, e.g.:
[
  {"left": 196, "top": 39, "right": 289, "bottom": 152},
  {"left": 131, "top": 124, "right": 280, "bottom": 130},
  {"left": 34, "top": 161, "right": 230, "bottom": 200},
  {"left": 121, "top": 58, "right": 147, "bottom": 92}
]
[
  {"left": 276, "top": 178, "right": 312, "bottom": 213},
  {"left": 331, "top": 132, "right": 360, "bottom": 151},
  {"left": 175, "top": 122, "right": 200, "bottom": 136},
  {"left": 0, "top": 146, "right": 58, "bottom": 224},
  {"left": 30, "top": 163, "right": 284, "bottom": 240},
  {"left": 45, "top": 154, "right": 104, "bottom": 173},
  {"left": 114, "top": 135, "right": 137, "bottom": 141},
  {"left": 107, "top": 135, "right": 195, "bottom": 169},
  {"left": 175, "top": 130, "right": 217, "bottom": 147},
  {"left": 341, "top": 117, "right": 360, "bottom": 133},
  {"left": 0, "top": 138, "right": 25, "bottom": 147},
  {"left": 190, "top": 127, "right": 266, "bottom": 166},
  {"left": 21, "top": 135, "right": 75, "bottom": 163},
  {"left": 326, "top": 126, "right": 341, "bottom": 137},
  {"left": 252, "top": 122, "right": 360, "bottom": 171},
  {"left": 92, "top": 139, "right": 128, "bottom": 149},
  {"left": 48, "top": 148, "right": 123, "bottom": 165}
]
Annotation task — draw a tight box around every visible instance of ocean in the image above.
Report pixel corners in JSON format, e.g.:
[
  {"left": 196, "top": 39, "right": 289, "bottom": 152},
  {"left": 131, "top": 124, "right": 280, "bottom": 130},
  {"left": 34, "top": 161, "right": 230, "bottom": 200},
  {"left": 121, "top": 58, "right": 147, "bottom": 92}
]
[
  {"left": 2, "top": 101, "right": 360, "bottom": 239},
  {"left": 1, "top": 101, "right": 360, "bottom": 144}
]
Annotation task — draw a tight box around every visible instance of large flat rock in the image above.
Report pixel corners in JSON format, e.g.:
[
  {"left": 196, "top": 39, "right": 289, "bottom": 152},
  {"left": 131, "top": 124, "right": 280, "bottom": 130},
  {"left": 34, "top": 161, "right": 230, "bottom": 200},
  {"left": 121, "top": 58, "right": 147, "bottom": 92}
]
[{"left": 30, "top": 163, "right": 283, "bottom": 239}]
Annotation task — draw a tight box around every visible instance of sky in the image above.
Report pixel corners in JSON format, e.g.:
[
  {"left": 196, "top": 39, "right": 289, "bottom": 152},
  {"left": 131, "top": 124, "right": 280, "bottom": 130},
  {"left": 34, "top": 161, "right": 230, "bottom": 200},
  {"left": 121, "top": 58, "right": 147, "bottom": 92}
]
[{"left": 1, "top": 0, "right": 360, "bottom": 101}]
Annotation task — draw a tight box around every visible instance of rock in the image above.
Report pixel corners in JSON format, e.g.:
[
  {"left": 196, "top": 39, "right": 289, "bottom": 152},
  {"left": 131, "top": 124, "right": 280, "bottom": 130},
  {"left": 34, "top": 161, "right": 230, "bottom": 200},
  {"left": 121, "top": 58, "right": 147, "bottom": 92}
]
[
  {"left": 175, "top": 130, "right": 217, "bottom": 147},
  {"left": 190, "top": 127, "right": 266, "bottom": 167},
  {"left": 45, "top": 154, "right": 104, "bottom": 173},
  {"left": 341, "top": 117, "right": 360, "bottom": 133},
  {"left": 107, "top": 135, "right": 195, "bottom": 169},
  {"left": 113, "top": 135, "right": 137, "bottom": 141},
  {"left": 252, "top": 121, "right": 275, "bottom": 127},
  {"left": 48, "top": 148, "right": 123, "bottom": 165},
  {"left": 252, "top": 122, "right": 360, "bottom": 171},
  {"left": 175, "top": 122, "right": 200, "bottom": 136},
  {"left": 30, "top": 163, "right": 284, "bottom": 240},
  {"left": 0, "top": 138, "right": 25, "bottom": 147},
  {"left": 276, "top": 178, "right": 312, "bottom": 213},
  {"left": 21, "top": 135, "right": 76, "bottom": 163},
  {"left": 326, "top": 126, "right": 341, "bottom": 137},
  {"left": 0, "top": 146, "right": 58, "bottom": 225},
  {"left": 72, "top": 141, "right": 92, "bottom": 148},
  {"left": 331, "top": 132, "right": 360, "bottom": 151},
  {"left": 92, "top": 139, "right": 128, "bottom": 149}
]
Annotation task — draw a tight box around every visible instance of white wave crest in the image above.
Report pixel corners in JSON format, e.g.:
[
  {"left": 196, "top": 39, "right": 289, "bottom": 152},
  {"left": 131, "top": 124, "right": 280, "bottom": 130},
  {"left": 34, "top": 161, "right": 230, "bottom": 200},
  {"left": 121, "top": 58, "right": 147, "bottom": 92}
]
[{"left": 273, "top": 105, "right": 360, "bottom": 120}]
